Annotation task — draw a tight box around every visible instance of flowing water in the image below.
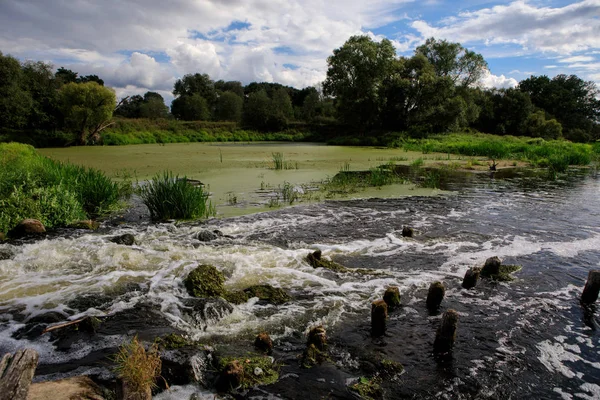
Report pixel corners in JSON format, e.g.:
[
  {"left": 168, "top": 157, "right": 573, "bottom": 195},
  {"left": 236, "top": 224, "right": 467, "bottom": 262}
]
[{"left": 1, "top": 166, "right": 599, "bottom": 399}]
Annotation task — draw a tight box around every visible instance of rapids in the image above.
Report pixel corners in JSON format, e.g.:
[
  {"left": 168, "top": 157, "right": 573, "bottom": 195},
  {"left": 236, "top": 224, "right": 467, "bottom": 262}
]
[{"left": 1, "top": 167, "right": 599, "bottom": 399}]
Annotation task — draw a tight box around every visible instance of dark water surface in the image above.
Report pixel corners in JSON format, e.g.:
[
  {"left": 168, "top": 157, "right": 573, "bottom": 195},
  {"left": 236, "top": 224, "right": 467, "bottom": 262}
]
[{"left": 1, "top": 168, "right": 599, "bottom": 399}]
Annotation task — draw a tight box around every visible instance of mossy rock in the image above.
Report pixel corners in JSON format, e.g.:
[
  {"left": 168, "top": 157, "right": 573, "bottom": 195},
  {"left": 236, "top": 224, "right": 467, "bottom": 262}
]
[
  {"left": 68, "top": 220, "right": 100, "bottom": 230},
  {"left": 349, "top": 376, "right": 383, "bottom": 400},
  {"left": 301, "top": 343, "right": 329, "bottom": 368},
  {"left": 0, "top": 232, "right": 6, "bottom": 241},
  {"left": 157, "top": 333, "right": 191, "bottom": 350},
  {"left": 483, "top": 264, "right": 522, "bottom": 282},
  {"left": 379, "top": 359, "right": 404, "bottom": 377},
  {"left": 184, "top": 265, "right": 225, "bottom": 298},
  {"left": 306, "top": 250, "right": 347, "bottom": 272},
  {"left": 217, "top": 355, "right": 279, "bottom": 390},
  {"left": 243, "top": 285, "right": 290, "bottom": 305},
  {"left": 223, "top": 290, "right": 250, "bottom": 305}
]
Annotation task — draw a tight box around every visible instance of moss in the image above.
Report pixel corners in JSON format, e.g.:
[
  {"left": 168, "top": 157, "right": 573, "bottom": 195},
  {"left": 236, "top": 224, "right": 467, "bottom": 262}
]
[
  {"left": 243, "top": 285, "right": 290, "bottom": 305},
  {"left": 306, "top": 250, "right": 348, "bottom": 272},
  {"left": 223, "top": 290, "right": 249, "bottom": 305},
  {"left": 68, "top": 220, "right": 99, "bottom": 230},
  {"left": 494, "top": 264, "right": 522, "bottom": 282},
  {"left": 380, "top": 359, "right": 404, "bottom": 377},
  {"left": 184, "top": 265, "right": 225, "bottom": 298},
  {"left": 301, "top": 343, "right": 328, "bottom": 368},
  {"left": 349, "top": 376, "right": 383, "bottom": 400},
  {"left": 157, "top": 333, "right": 190, "bottom": 350},
  {"left": 218, "top": 355, "right": 279, "bottom": 389}
]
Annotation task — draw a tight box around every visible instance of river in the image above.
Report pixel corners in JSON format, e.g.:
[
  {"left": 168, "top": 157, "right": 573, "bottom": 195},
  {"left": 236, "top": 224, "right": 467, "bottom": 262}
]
[{"left": 1, "top": 147, "right": 599, "bottom": 399}]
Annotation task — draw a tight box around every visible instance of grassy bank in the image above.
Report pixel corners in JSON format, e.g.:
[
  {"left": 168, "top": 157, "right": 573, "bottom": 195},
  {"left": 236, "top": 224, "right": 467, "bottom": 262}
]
[{"left": 0, "top": 143, "right": 130, "bottom": 234}]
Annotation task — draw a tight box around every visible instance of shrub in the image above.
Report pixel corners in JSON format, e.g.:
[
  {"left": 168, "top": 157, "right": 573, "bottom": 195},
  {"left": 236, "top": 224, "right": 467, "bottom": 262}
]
[
  {"left": 113, "top": 336, "right": 162, "bottom": 396},
  {"left": 139, "top": 171, "right": 215, "bottom": 220}
]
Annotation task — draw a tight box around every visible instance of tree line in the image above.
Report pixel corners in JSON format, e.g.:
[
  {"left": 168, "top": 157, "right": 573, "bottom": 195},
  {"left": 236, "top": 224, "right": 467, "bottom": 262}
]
[{"left": 1, "top": 36, "right": 599, "bottom": 145}]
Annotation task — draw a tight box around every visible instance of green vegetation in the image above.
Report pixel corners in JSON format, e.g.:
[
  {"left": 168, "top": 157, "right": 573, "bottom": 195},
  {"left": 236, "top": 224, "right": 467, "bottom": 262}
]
[
  {"left": 349, "top": 376, "right": 383, "bottom": 400},
  {"left": 184, "top": 264, "right": 225, "bottom": 298},
  {"left": 481, "top": 264, "right": 522, "bottom": 282},
  {"left": 243, "top": 284, "right": 291, "bottom": 305},
  {"left": 217, "top": 355, "right": 279, "bottom": 389},
  {"left": 157, "top": 333, "right": 192, "bottom": 350},
  {"left": 139, "top": 171, "right": 215, "bottom": 221},
  {"left": 113, "top": 336, "right": 162, "bottom": 396},
  {"left": 0, "top": 142, "right": 127, "bottom": 233}
]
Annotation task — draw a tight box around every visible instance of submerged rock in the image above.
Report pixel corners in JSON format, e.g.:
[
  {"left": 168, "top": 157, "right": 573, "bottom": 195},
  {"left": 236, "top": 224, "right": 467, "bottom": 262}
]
[
  {"left": 223, "top": 290, "right": 249, "bottom": 305},
  {"left": 462, "top": 267, "right": 481, "bottom": 289},
  {"left": 27, "top": 376, "right": 105, "bottom": 400},
  {"left": 426, "top": 282, "right": 445, "bottom": 312},
  {"left": 109, "top": 233, "right": 135, "bottom": 246},
  {"left": 8, "top": 219, "right": 45, "bottom": 239},
  {"left": 68, "top": 220, "right": 99, "bottom": 230},
  {"left": 0, "top": 248, "right": 14, "bottom": 260},
  {"left": 160, "top": 346, "right": 212, "bottom": 388},
  {"left": 184, "top": 265, "right": 225, "bottom": 298},
  {"left": 196, "top": 230, "right": 218, "bottom": 242},
  {"left": 306, "top": 250, "right": 347, "bottom": 272},
  {"left": 181, "top": 297, "right": 233, "bottom": 330},
  {"left": 383, "top": 286, "right": 401, "bottom": 310},
  {"left": 243, "top": 284, "right": 291, "bottom": 305}
]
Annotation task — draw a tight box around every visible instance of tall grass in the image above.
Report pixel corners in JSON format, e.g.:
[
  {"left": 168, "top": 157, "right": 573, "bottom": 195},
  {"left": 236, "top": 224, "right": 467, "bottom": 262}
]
[
  {"left": 113, "top": 336, "right": 162, "bottom": 396},
  {"left": 139, "top": 171, "right": 215, "bottom": 220},
  {"left": 0, "top": 143, "right": 128, "bottom": 233},
  {"left": 271, "top": 152, "right": 298, "bottom": 170}
]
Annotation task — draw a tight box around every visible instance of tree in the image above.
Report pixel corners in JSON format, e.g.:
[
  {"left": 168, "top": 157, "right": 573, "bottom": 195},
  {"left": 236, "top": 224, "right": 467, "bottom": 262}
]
[
  {"left": 55, "top": 67, "right": 78, "bottom": 84},
  {"left": 58, "top": 82, "right": 116, "bottom": 144},
  {"left": 21, "top": 60, "right": 59, "bottom": 130},
  {"left": 140, "top": 98, "right": 169, "bottom": 119},
  {"left": 114, "top": 95, "right": 144, "bottom": 118},
  {"left": 0, "top": 52, "right": 32, "bottom": 129},
  {"left": 171, "top": 93, "right": 210, "bottom": 121},
  {"left": 323, "top": 35, "right": 397, "bottom": 129},
  {"left": 416, "top": 38, "right": 488, "bottom": 87},
  {"left": 173, "top": 73, "right": 217, "bottom": 106},
  {"left": 214, "top": 91, "right": 243, "bottom": 122},
  {"left": 243, "top": 90, "right": 272, "bottom": 130},
  {"left": 272, "top": 88, "right": 294, "bottom": 121},
  {"left": 520, "top": 74, "right": 600, "bottom": 141},
  {"left": 78, "top": 74, "right": 104, "bottom": 86},
  {"left": 302, "top": 89, "right": 320, "bottom": 122},
  {"left": 214, "top": 80, "right": 244, "bottom": 98}
]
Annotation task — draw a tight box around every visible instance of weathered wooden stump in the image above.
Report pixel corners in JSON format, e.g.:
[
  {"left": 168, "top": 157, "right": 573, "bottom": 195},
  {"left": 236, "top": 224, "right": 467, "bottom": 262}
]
[
  {"left": 462, "top": 267, "right": 481, "bottom": 289},
  {"left": 383, "top": 286, "right": 401, "bottom": 309},
  {"left": 402, "top": 227, "right": 414, "bottom": 238},
  {"left": 371, "top": 300, "right": 388, "bottom": 337},
  {"left": 581, "top": 270, "right": 600, "bottom": 304},
  {"left": 433, "top": 309, "right": 459, "bottom": 354},
  {"left": 307, "top": 326, "right": 327, "bottom": 351},
  {"left": 0, "top": 348, "right": 39, "bottom": 400},
  {"left": 426, "top": 282, "right": 445, "bottom": 311},
  {"left": 218, "top": 360, "right": 244, "bottom": 391},
  {"left": 481, "top": 256, "right": 501, "bottom": 277},
  {"left": 254, "top": 332, "right": 273, "bottom": 354}
]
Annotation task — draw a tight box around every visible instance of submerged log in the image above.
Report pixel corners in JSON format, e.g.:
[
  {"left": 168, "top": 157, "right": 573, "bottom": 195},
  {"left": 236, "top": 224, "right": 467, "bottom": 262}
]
[
  {"left": 462, "top": 267, "right": 481, "bottom": 289},
  {"left": 433, "top": 309, "right": 459, "bottom": 354},
  {"left": 426, "top": 282, "right": 445, "bottom": 311},
  {"left": 581, "top": 270, "right": 600, "bottom": 305},
  {"left": 371, "top": 300, "right": 388, "bottom": 337},
  {"left": 0, "top": 349, "right": 39, "bottom": 400},
  {"left": 383, "top": 286, "right": 401, "bottom": 310}
]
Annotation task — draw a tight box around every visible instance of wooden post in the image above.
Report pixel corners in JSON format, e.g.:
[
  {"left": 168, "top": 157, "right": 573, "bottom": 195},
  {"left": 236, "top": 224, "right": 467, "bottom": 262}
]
[
  {"left": 433, "top": 309, "right": 459, "bottom": 354},
  {"left": 426, "top": 282, "right": 445, "bottom": 311},
  {"left": 383, "top": 286, "right": 401, "bottom": 310},
  {"left": 581, "top": 270, "right": 600, "bottom": 304},
  {"left": 402, "top": 227, "right": 414, "bottom": 238},
  {"left": 307, "top": 326, "right": 327, "bottom": 351},
  {"left": 371, "top": 300, "right": 388, "bottom": 337},
  {"left": 462, "top": 267, "right": 481, "bottom": 289},
  {"left": 481, "top": 256, "right": 501, "bottom": 277},
  {"left": 0, "top": 349, "right": 39, "bottom": 400},
  {"left": 254, "top": 332, "right": 273, "bottom": 354}
]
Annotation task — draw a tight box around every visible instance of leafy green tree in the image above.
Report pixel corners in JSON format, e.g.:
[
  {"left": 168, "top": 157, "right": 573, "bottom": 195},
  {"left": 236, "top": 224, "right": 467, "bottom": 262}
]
[
  {"left": 21, "top": 60, "right": 59, "bottom": 130},
  {"left": 55, "top": 67, "right": 78, "bottom": 84},
  {"left": 272, "top": 87, "right": 294, "bottom": 121},
  {"left": 173, "top": 73, "right": 217, "bottom": 106},
  {"left": 0, "top": 52, "right": 32, "bottom": 129},
  {"left": 243, "top": 90, "right": 272, "bottom": 130},
  {"left": 140, "top": 98, "right": 169, "bottom": 119},
  {"left": 520, "top": 74, "right": 600, "bottom": 141},
  {"left": 58, "top": 82, "right": 116, "bottom": 144},
  {"left": 416, "top": 38, "right": 488, "bottom": 87},
  {"left": 302, "top": 90, "right": 320, "bottom": 122},
  {"left": 78, "top": 74, "right": 104, "bottom": 86},
  {"left": 526, "top": 111, "right": 562, "bottom": 139},
  {"left": 323, "top": 35, "right": 397, "bottom": 129},
  {"left": 171, "top": 93, "right": 210, "bottom": 121},
  {"left": 114, "top": 95, "right": 144, "bottom": 118},
  {"left": 214, "top": 80, "right": 244, "bottom": 98},
  {"left": 214, "top": 91, "right": 243, "bottom": 122}
]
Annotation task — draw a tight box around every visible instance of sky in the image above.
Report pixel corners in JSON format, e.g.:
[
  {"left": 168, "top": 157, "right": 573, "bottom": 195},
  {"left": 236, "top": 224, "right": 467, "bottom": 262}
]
[{"left": 1, "top": 0, "right": 599, "bottom": 103}]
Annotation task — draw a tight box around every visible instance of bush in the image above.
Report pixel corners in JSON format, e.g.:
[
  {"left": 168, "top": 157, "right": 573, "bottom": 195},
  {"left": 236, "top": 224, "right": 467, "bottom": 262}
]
[{"left": 139, "top": 171, "right": 215, "bottom": 220}]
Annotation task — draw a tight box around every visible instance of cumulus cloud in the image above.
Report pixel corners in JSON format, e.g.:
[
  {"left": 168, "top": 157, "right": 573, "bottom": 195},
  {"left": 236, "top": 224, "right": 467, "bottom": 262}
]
[
  {"left": 480, "top": 70, "right": 519, "bottom": 89},
  {"left": 411, "top": 0, "right": 600, "bottom": 54}
]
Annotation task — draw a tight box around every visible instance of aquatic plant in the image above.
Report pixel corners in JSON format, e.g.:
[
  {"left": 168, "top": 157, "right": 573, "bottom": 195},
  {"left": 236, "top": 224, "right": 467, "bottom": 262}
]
[
  {"left": 411, "top": 158, "right": 424, "bottom": 168},
  {"left": 420, "top": 170, "right": 441, "bottom": 189},
  {"left": 113, "top": 336, "right": 162, "bottom": 397},
  {"left": 272, "top": 152, "right": 284, "bottom": 170},
  {"left": 184, "top": 264, "right": 225, "bottom": 298},
  {"left": 349, "top": 376, "right": 382, "bottom": 400},
  {"left": 139, "top": 171, "right": 215, "bottom": 220}
]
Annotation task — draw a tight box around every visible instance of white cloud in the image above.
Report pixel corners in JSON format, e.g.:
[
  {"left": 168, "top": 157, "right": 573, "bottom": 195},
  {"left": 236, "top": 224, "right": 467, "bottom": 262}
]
[
  {"left": 559, "top": 55, "right": 595, "bottom": 63},
  {"left": 480, "top": 70, "right": 518, "bottom": 89}
]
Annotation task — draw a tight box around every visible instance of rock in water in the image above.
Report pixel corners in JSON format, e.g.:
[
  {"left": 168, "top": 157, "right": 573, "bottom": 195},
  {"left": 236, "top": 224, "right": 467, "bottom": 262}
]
[
  {"left": 27, "top": 376, "right": 104, "bottom": 400},
  {"left": 243, "top": 284, "right": 291, "bottom": 305},
  {"left": 110, "top": 233, "right": 135, "bottom": 246},
  {"left": 433, "top": 309, "right": 459, "bottom": 354},
  {"left": 196, "top": 230, "right": 218, "bottom": 242},
  {"left": 184, "top": 265, "right": 225, "bottom": 298},
  {"left": 371, "top": 300, "right": 388, "bottom": 337},
  {"left": 7, "top": 219, "right": 45, "bottom": 239},
  {"left": 581, "top": 270, "right": 600, "bottom": 304},
  {"left": 0, "top": 248, "right": 14, "bottom": 260},
  {"left": 402, "top": 226, "right": 414, "bottom": 238},
  {"left": 462, "top": 267, "right": 481, "bottom": 289},
  {"left": 383, "top": 286, "right": 401, "bottom": 309},
  {"left": 426, "top": 282, "right": 445, "bottom": 311},
  {"left": 481, "top": 256, "right": 501, "bottom": 277},
  {"left": 254, "top": 332, "right": 274, "bottom": 354}
]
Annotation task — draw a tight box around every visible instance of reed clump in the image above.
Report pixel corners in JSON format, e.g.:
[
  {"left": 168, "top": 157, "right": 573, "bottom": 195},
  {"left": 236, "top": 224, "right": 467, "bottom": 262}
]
[{"left": 113, "top": 336, "right": 162, "bottom": 398}]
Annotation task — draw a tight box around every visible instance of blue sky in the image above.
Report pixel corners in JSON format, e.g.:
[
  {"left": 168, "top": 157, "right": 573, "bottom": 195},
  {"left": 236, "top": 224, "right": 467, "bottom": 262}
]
[{"left": 1, "top": 0, "right": 598, "bottom": 102}]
